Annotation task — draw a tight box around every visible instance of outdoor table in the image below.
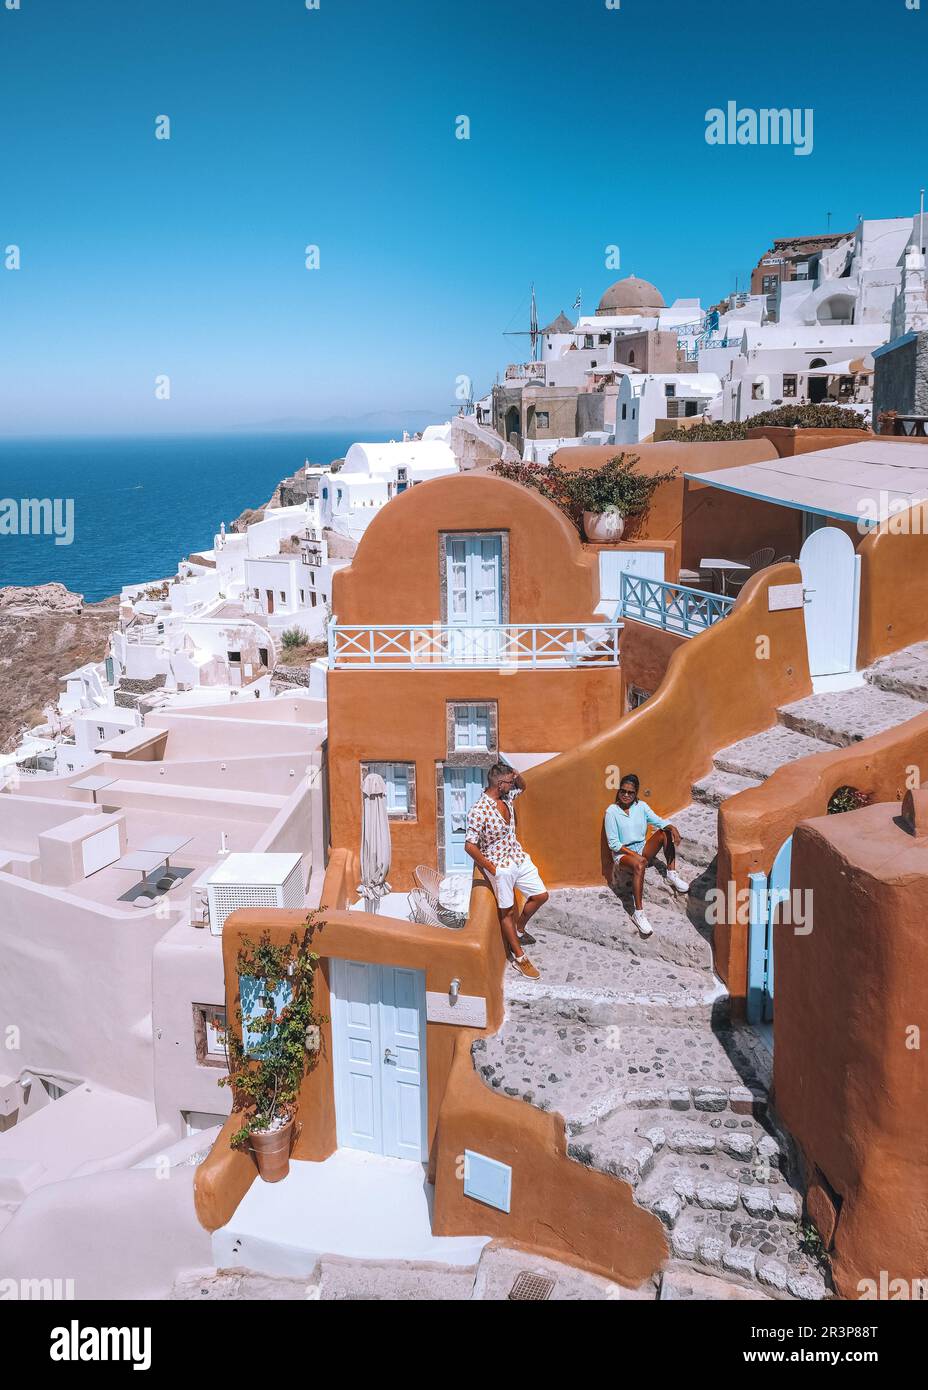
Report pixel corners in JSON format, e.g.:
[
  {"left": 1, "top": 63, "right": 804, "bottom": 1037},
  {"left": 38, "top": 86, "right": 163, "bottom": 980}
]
[
  {"left": 132, "top": 833, "right": 194, "bottom": 871},
  {"left": 113, "top": 851, "right": 166, "bottom": 885},
  {"left": 70, "top": 775, "right": 117, "bottom": 806},
  {"left": 699, "top": 557, "right": 750, "bottom": 596}
]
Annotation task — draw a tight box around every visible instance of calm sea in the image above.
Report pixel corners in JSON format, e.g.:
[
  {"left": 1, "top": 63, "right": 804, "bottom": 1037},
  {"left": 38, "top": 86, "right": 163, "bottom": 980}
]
[{"left": 0, "top": 430, "right": 406, "bottom": 603}]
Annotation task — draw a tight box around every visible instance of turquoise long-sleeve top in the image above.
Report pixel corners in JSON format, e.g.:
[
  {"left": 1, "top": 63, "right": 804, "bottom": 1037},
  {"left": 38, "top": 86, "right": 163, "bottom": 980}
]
[{"left": 604, "top": 799, "right": 670, "bottom": 855}]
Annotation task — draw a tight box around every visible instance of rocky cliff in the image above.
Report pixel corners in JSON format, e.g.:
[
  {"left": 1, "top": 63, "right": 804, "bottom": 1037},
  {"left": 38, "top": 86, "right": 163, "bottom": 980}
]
[{"left": 0, "top": 584, "right": 119, "bottom": 750}]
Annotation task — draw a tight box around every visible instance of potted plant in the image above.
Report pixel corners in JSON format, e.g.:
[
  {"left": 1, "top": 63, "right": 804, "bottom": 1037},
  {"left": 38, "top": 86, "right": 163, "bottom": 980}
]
[
  {"left": 560, "top": 453, "right": 677, "bottom": 542},
  {"left": 218, "top": 915, "right": 325, "bottom": 1182},
  {"left": 491, "top": 453, "right": 676, "bottom": 541}
]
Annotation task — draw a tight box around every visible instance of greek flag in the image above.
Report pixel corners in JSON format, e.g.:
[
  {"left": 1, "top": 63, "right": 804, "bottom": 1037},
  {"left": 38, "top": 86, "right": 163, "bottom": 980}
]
[{"left": 572, "top": 292, "right": 582, "bottom": 310}]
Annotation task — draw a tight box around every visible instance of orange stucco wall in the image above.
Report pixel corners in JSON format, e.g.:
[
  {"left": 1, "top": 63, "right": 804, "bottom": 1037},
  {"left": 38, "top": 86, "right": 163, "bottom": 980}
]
[
  {"left": 857, "top": 505, "right": 928, "bottom": 666},
  {"left": 327, "top": 470, "right": 622, "bottom": 888},
  {"left": 332, "top": 471, "right": 600, "bottom": 626},
  {"left": 774, "top": 806, "right": 928, "bottom": 1298},
  {"left": 618, "top": 619, "right": 687, "bottom": 702},
  {"left": 678, "top": 478, "right": 803, "bottom": 574},
  {"left": 327, "top": 666, "right": 622, "bottom": 889},
  {"left": 745, "top": 426, "right": 872, "bottom": 457},
  {"left": 716, "top": 708, "right": 928, "bottom": 1003},
  {"left": 514, "top": 565, "right": 812, "bottom": 918}
]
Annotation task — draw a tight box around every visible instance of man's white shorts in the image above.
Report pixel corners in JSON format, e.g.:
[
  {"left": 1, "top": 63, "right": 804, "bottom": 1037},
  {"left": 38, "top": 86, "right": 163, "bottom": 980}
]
[{"left": 488, "top": 854, "right": 546, "bottom": 910}]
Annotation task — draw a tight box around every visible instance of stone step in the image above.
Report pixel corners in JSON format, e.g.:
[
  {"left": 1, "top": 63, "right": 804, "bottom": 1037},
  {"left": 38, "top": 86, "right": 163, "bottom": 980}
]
[
  {"left": 533, "top": 888, "right": 714, "bottom": 972},
  {"left": 668, "top": 1210, "right": 828, "bottom": 1300},
  {"left": 691, "top": 769, "right": 763, "bottom": 807},
  {"left": 713, "top": 725, "right": 833, "bottom": 781},
  {"left": 777, "top": 684, "right": 927, "bottom": 747},
  {"left": 475, "top": 1009, "right": 767, "bottom": 1131},
  {"left": 566, "top": 1104, "right": 781, "bottom": 1187},
  {"left": 638, "top": 1172, "right": 800, "bottom": 1230},
  {"left": 659, "top": 1263, "right": 772, "bottom": 1301},
  {"left": 506, "top": 925, "right": 725, "bottom": 1024},
  {"left": 668, "top": 801, "right": 719, "bottom": 868},
  {"left": 865, "top": 640, "right": 928, "bottom": 703}
]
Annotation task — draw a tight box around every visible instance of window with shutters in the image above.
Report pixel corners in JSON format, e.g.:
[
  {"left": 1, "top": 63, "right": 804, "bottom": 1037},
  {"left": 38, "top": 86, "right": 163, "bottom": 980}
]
[
  {"left": 360, "top": 761, "right": 417, "bottom": 819},
  {"left": 452, "top": 702, "right": 491, "bottom": 752}
]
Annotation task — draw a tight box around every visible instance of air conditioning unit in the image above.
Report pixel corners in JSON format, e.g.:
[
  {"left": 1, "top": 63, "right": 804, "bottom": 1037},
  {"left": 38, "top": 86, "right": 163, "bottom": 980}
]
[{"left": 206, "top": 853, "right": 305, "bottom": 935}]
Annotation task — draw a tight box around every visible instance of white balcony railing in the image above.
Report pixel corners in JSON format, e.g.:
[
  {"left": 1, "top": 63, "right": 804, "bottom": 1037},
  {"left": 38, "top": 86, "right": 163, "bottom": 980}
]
[{"left": 328, "top": 619, "right": 622, "bottom": 669}]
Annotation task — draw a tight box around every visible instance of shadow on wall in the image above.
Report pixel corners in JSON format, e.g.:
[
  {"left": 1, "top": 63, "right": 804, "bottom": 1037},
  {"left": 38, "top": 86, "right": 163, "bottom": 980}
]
[{"left": 516, "top": 565, "right": 812, "bottom": 909}]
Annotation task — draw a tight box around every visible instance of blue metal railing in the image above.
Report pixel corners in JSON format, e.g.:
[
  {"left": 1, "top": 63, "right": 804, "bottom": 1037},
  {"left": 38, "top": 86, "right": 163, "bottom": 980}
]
[{"left": 617, "top": 573, "right": 735, "bottom": 637}]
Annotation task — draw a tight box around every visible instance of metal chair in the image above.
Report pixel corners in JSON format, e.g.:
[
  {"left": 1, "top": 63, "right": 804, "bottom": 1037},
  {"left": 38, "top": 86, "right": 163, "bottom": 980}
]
[
  {"left": 407, "top": 889, "right": 442, "bottom": 927},
  {"left": 414, "top": 864, "right": 444, "bottom": 907},
  {"left": 728, "top": 546, "right": 775, "bottom": 594}
]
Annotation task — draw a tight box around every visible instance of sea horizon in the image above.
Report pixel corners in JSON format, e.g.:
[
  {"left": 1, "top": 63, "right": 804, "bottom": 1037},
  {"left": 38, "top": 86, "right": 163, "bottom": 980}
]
[{"left": 0, "top": 427, "right": 422, "bottom": 602}]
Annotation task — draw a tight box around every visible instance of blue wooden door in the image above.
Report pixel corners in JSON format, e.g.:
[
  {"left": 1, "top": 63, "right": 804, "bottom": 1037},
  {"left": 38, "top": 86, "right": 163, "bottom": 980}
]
[
  {"left": 446, "top": 534, "right": 502, "bottom": 661},
  {"left": 331, "top": 959, "right": 427, "bottom": 1160},
  {"left": 380, "top": 966, "right": 428, "bottom": 1161},
  {"left": 747, "top": 835, "right": 791, "bottom": 1023},
  {"left": 443, "top": 766, "right": 486, "bottom": 871},
  {"left": 330, "top": 959, "right": 383, "bottom": 1154}
]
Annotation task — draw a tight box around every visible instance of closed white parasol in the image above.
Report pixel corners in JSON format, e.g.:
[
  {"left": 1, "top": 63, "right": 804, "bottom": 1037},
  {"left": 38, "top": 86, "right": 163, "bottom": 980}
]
[{"left": 358, "top": 772, "right": 392, "bottom": 914}]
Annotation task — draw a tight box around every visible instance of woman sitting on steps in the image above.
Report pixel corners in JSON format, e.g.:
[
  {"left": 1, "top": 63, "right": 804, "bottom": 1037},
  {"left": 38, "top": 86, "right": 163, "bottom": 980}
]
[{"left": 604, "top": 773, "right": 688, "bottom": 938}]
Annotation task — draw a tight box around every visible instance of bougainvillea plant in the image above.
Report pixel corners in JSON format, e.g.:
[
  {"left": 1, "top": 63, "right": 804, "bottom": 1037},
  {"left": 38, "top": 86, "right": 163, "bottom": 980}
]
[
  {"left": 218, "top": 912, "right": 326, "bottom": 1149},
  {"left": 827, "top": 786, "right": 872, "bottom": 816},
  {"left": 491, "top": 453, "right": 676, "bottom": 536}
]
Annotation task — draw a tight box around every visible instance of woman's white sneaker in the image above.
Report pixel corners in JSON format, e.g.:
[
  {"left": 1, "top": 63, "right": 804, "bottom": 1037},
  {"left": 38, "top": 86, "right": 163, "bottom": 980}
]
[
  {"left": 666, "top": 869, "right": 690, "bottom": 894},
  {"left": 632, "top": 909, "right": 653, "bottom": 938}
]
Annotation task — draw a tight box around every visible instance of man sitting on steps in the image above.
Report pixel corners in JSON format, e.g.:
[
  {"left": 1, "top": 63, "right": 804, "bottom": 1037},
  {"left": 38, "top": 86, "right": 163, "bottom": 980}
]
[{"left": 605, "top": 773, "right": 689, "bottom": 937}]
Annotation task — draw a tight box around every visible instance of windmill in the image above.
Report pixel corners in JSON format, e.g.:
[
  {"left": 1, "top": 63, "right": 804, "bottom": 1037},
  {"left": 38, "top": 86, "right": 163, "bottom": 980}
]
[{"left": 503, "top": 283, "right": 541, "bottom": 362}]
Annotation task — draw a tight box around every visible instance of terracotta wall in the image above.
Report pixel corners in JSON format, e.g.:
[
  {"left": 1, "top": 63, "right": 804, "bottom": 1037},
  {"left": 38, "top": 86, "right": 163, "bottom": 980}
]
[
  {"left": 746, "top": 426, "right": 872, "bottom": 456},
  {"left": 515, "top": 565, "right": 812, "bottom": 891},
  {"left": 327, "top": 665, "right": 622, "bottom": 889},
  {"left": 194, "top": 850, "right": 506, "bottom": 1232},
  {"left": 332, "top": 471, "right": 600, "bottom": 627},
  {"left": 679, "top": 479, "right": 802, "bottom": 573},
  {"left": 774, "top": 805, "right": 928, "bottom": 1298},
  {"left": 716, "top": 708, "right": 928, "bottom": 1003},
  {"left": 857, "top": 504, "right": 928, "bottom": 665},
  {"left": 618, "top": 619, "right": 686, "bottom": 703}
]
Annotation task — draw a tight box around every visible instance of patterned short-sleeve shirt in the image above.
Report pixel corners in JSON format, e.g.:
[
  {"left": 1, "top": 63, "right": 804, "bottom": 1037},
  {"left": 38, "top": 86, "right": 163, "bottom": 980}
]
[{"left": 465, "top": 788, "right": 525, "bottom": 869}]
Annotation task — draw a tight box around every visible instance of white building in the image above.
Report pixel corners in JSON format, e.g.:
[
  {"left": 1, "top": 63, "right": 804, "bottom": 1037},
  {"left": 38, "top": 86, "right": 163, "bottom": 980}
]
[
  {"left": 614, "top": 372, "right": 722, "bottom": 444},
  {"left": 319, "top": 438, "right": 457, "bottom": 542}
]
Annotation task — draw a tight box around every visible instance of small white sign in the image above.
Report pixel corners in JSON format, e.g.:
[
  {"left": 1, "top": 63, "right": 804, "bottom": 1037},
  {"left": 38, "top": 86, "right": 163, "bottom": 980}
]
[
  {"left": 426, "top": 991, "right": 487, "bottom": 1027},
  {"left": 768, "top": 583, "right": 804, "bottom": 612}
]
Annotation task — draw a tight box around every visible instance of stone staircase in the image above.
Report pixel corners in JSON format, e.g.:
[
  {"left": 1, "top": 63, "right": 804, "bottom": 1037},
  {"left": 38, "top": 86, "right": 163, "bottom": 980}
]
[{"left": 473, "top": 642, "right": 928, "bottom": 1300}]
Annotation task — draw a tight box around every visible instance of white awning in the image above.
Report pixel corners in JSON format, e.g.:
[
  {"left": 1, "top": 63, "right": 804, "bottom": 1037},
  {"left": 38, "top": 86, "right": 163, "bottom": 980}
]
[{"left": 684, "top": 441, "right": 928, "bottom": 525}]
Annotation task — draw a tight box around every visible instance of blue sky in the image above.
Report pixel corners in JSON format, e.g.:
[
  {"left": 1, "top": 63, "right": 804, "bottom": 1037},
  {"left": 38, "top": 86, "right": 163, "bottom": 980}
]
[{"left": 1, "top": 0, "right": 926, "bottom": 436}]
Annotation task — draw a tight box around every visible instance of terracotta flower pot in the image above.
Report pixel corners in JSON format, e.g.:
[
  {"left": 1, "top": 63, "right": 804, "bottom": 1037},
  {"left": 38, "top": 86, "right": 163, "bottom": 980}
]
[
  {"left": 249, "top": 1116, "right": 295, "bottom": 1183},
  {"left": 582, "top": 509, "right": 625, "bottom": 543}
]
